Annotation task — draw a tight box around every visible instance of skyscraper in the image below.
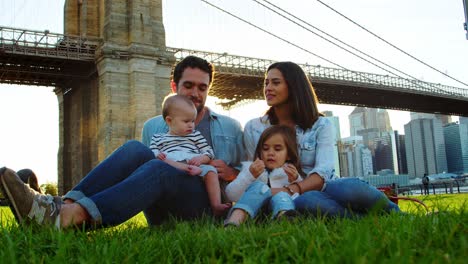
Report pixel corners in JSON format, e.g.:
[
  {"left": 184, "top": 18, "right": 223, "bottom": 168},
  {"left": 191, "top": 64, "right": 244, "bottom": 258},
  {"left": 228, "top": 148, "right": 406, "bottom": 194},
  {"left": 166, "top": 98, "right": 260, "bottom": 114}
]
[
  {"left": 349, "top": 107, "right": 384, "bottom": 135},
  {"left": 374, "top": 131, "right": 399, "bottom": 174},
  {"left": 349, "top": 107, "right": 393, "bottom": 174},
  {"left": 377, "top": 109, "right": 392, "bottom": 132},
  {"left": 410, "top": 112, "right": 436, "bottom": 120},
  {"left": 443, "top": 120, "right": 468, "bottom": 173},
  {"left": 396, "top": 133, "right": 408, "bottom": 174},
  {"left": 323, "top": 111, "right": 341, "bottom": 177},
  {"left": 404, "top": 118, "right": 448, "bottom": 178},
  {"left": 349, "top": 107, "right": 366, "bottom": 136},
  {"left": 339, "top": 136, "right": 373, "bottom": 177},
  {"left": 460, "top": 117, "right": 468, "bottom": 173},
  {"left": 435, "top": 114, "right": 453, "bottom": 126}
]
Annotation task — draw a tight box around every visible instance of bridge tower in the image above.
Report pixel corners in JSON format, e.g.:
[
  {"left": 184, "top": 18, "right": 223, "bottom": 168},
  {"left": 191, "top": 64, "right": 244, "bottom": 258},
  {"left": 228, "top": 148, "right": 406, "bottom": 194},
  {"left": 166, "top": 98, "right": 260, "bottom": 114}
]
[{"left": 57, "top": 0, "right": 174, "bottom": 193}]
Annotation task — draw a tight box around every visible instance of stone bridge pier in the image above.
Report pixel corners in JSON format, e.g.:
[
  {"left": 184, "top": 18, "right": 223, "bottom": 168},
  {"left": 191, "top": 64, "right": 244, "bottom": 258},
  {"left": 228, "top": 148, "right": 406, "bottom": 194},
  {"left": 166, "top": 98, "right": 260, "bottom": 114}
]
[{"left": 57, "top": 0, "right": 174, "bottom": 194}]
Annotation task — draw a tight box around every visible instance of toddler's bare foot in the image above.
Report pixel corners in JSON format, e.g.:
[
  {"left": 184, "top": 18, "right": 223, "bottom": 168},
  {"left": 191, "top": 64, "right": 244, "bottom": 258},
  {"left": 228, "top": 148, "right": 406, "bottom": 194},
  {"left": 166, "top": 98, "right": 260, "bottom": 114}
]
[
  {"left": 187, "top": 165, "right": 202, "bottom": 176},
  {"left": 224, "top": 208, "right": 247, "bottom": 227},
  {"left": 212, "top": 203, "right": 232, "bottom": 217}
]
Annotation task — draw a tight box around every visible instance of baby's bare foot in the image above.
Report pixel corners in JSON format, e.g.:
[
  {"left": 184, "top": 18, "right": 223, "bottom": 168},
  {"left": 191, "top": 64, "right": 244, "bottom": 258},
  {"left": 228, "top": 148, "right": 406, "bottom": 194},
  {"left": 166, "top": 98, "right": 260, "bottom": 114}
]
[
  {"left": 187, "top": 165, "right": 202, "bottom": 176},
  {"left": 212, "top": 203, "right": 232, "bottom": 217}
]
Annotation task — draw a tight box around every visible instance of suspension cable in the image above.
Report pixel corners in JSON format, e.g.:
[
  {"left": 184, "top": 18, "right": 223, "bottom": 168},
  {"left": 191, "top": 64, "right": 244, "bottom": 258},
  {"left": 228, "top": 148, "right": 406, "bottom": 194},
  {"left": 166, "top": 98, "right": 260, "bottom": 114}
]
[
  {"left": 254, "top": 0, "right": 435, "bottom": 88},
  {"left": 316, "top": 0, "right": 468, "bottom": 88}
]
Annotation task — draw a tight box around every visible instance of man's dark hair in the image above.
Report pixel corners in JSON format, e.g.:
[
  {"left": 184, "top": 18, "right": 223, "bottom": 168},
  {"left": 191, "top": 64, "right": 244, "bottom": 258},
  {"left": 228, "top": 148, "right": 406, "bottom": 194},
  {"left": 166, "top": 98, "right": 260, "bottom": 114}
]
[{"left": 172, "top": 56, "right": 215, "bottom": 86}]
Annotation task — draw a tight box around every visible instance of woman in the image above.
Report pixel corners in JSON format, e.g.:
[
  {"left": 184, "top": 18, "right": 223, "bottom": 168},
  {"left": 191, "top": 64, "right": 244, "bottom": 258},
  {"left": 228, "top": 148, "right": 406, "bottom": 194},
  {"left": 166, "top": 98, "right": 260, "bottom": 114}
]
[{"left": 225, "top": 61, "right": 400, "bottom": 225}]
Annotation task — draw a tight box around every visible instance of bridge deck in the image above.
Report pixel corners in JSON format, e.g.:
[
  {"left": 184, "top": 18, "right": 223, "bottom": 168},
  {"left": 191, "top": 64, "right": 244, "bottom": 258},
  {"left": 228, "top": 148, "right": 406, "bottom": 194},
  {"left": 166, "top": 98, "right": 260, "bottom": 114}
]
[{"left": 1, "top": 27, "right": 467, "bottom": 116}]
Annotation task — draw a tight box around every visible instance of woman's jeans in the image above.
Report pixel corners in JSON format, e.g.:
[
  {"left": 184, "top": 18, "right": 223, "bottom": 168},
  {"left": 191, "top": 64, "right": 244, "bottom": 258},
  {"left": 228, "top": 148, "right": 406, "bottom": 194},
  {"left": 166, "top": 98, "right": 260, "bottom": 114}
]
[
  {"left": 296, "top": 178, "right": 400, "bottom": 217},
  {"left": 63, "top": 140, "right": 211, "bottom": 226},
  {"left": 232, "top": 181, "right": 295, "bottom": 219},
  {"left": 232, "top": 178, "right": 400, "bottom": 219}
]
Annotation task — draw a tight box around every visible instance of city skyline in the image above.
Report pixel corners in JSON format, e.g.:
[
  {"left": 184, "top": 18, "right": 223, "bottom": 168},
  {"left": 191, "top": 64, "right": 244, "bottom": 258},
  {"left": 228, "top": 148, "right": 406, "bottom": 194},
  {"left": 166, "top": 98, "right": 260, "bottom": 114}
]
[{"left": 332, "top": 107, "right": 468, "bottom": 180}]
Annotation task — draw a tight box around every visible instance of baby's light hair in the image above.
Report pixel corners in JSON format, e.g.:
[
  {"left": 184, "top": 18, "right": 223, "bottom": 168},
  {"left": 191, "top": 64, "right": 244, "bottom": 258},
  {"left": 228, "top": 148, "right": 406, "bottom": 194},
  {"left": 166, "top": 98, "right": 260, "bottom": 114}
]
[{"left": 162, "top": 94, "right": 196, "bottom": 119}]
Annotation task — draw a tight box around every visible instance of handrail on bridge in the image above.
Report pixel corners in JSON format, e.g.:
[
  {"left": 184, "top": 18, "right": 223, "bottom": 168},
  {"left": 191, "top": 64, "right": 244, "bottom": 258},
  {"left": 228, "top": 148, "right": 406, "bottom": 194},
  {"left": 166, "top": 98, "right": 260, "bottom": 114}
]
[
  {"left": 1, "top": 26, "right": 467, "bottom": 99},
  {"left": 0, "top": 25, "right": 100, "bottom": 61},
  {"left": 168, "top": 47, "right": 468, "bottom": 99}
]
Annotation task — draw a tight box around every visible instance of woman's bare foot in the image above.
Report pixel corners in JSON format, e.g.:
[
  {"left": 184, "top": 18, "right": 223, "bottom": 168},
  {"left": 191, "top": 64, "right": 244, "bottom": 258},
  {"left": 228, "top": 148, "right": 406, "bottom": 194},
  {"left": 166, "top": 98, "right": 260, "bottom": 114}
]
[
  {"left": 212, "top": 203, "right": 232, "bottom": 216},
  {"left": 187, "top": 165, "right": 202, "bottom": 176}
]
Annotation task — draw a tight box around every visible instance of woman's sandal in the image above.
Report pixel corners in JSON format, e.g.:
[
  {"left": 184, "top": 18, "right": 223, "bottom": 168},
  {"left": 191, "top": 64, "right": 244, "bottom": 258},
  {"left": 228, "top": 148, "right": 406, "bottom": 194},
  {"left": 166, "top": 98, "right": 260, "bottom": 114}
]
[{"left": 276, "top": 210, "right": 298, "bottom": 221}]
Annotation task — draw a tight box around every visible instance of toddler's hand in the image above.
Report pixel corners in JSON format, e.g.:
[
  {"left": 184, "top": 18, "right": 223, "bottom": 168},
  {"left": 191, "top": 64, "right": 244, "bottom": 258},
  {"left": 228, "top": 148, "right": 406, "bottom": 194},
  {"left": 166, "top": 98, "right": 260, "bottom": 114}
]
[
  {"left": 249, "top": 158, "right": 265, "bottom": 178},
  {"left": 283, "top": 163, "right": 299, "bottom": 182}
]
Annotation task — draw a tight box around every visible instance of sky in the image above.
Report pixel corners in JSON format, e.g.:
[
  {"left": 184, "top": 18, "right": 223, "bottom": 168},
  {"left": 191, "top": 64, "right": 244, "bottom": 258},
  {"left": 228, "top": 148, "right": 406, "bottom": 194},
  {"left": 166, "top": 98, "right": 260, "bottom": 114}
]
[{"left": 0, "top": 0, "right": 467, "bottom": 184}]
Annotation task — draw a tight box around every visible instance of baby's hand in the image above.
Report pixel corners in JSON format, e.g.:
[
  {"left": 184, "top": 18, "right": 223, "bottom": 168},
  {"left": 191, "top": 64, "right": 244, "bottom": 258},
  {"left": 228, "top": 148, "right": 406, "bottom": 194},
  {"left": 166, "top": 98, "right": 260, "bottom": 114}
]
[
  {"left": 157, "top": 152, "right": 167, "bottom": 160},
  {"left": 188, "top": 155, "right": 204, "bottom": 166},
  {"left": 283, "top": 163, "right": 299, "bottom": 182},
  {"left": 249, "top": 158, "right": 265, "bottom": 178}
]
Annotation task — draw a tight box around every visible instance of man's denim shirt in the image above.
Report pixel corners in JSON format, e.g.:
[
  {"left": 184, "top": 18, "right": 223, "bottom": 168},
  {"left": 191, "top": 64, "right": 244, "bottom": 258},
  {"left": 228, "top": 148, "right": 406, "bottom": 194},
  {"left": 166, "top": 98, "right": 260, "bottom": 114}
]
[
  {"left": 244, "top": 115, "right": 336, "bottom": 186},
  {"left": 141, "top": 108, "right": 244, "bottom": 170}
]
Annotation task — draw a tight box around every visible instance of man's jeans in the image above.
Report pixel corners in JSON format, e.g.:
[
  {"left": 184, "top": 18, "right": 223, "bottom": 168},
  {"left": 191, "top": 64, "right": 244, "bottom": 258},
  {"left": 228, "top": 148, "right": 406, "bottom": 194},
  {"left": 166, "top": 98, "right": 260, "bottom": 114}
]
[{"left": 63, "top": 140, "right": 211, "bottom": 226}]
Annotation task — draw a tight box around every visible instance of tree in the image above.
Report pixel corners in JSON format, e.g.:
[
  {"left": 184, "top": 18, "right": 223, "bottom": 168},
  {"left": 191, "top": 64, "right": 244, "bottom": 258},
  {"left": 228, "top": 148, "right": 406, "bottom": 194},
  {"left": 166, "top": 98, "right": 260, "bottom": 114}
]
[{"left": 40, "top": 183, "right": 58, "bottom": 196}]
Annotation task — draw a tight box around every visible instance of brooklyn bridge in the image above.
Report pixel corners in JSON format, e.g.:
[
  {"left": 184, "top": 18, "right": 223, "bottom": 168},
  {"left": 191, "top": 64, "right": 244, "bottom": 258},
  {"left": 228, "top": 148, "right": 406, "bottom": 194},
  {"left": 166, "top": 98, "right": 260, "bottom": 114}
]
[{"left": 1, "top": 0, "right": 467, "bottom": 193}]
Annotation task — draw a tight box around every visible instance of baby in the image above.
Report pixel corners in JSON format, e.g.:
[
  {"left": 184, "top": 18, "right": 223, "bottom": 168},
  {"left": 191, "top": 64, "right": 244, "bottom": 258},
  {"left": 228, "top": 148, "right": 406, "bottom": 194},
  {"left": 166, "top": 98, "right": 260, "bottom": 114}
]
[{"left": 150, "top": 94, "right": 231, "bottom": 216}]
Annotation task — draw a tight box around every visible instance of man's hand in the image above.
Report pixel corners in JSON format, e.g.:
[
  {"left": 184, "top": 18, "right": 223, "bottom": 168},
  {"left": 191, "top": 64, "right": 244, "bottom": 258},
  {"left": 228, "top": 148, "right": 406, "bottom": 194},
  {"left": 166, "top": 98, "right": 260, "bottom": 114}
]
[
  {"left": 283, "top": 163, "right": 299, "bottom": 182},
  {"left": 209, "top": 159, "right": 238, "bottom": 182},
  {"left": 157, "top": 152, "right": 167, "bottom": 161},
  {"left": 249, "top": 158, "right": 265, "bottom": 178}
]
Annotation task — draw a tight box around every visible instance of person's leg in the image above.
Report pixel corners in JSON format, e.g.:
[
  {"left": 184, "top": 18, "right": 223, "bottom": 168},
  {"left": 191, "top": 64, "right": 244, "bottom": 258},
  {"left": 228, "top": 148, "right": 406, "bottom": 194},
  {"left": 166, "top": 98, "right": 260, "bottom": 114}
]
[
  {"left": 160, "top": 158, "right": 202, "bottom": 176},
  {"left": 224, "top": 181, "right": 271, "bottom": 225},
  {"left": 323, "top": 178, "right": 400, "bottom": 214},
  {"left": 63, "top": 140, "right": 154, "bottom": 202},
  {"left": 294, "top": 190, "right": 352, "bottom": 218},
  {"left": 0, "top": 167, "right": 62, "bottom": 227},
  {"left": 73, "top": 159, "right": 211, "bottom": 226},
  {"left": 295, "top": 178, "right": 400, "bottom": 218},
  {"left": 142, "top": 162, "right": 212, "bottom": 225},
  {"left": 204, "top": 171, "right": 231, "bottom": 216},
  {"left": 1, "top": 157, "right": 211, "bottom": 228},
  {"left": 270, "top": 192, "right": 295, "bottom": 219}
]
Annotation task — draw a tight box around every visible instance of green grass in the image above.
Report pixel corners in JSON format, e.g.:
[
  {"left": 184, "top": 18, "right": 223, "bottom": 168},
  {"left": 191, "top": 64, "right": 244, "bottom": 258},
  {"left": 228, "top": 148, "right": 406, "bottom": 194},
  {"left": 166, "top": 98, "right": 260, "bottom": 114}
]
[{"left": 1, "top": 194, "right": 467, "bottom": 263}]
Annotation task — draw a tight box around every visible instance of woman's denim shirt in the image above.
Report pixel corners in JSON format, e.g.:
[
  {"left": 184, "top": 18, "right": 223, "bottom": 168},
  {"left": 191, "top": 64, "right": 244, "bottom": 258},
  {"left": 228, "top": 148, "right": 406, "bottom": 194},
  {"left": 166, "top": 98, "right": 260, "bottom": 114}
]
[
  {"left": 141, "top": 108, "right": 244, "bottom": 169},
  {"left": 244, "top": 115, "right": 336, "bottom": 184}
]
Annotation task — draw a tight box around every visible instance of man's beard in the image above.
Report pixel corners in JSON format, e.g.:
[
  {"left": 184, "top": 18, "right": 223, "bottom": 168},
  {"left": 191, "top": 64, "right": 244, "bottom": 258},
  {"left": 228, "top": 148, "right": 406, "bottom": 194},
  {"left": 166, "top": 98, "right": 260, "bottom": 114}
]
[
  {"left": 196, "top": 105, "right": 205, "bottom": 113},
  {"left": 191, "top": 98, "right": 204, "bottom": 113}
]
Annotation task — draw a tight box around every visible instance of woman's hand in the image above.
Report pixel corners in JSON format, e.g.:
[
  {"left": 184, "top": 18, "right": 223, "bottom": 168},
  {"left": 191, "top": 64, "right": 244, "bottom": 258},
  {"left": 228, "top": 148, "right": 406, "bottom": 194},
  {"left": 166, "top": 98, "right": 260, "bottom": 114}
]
[
  {"left": 283, "top": 163, "right": 299, "bottom": 182},
  {"left": 249, "top": 158, "right": 265, "bottom": 178}
]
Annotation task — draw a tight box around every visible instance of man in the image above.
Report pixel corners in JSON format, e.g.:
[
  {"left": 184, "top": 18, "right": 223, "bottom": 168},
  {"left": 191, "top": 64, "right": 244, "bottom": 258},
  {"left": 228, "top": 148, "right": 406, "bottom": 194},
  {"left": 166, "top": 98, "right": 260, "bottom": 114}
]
[
  {"left": 142, "top": 56, "right": 243, "bottom": 182},
  {"left": 0, "top": 56, "right": 244, "bottom": 229}
]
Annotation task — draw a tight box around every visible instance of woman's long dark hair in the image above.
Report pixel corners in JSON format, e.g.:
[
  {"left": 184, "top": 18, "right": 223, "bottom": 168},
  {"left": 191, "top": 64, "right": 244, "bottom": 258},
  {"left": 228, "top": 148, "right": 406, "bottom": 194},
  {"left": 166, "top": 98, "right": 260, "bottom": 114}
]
[
  {"left": 254, "top": 125, "right": 305, "bottom": 178},
  {"left": 266, "top": 61, "right": 322, "bottom": 130}
]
